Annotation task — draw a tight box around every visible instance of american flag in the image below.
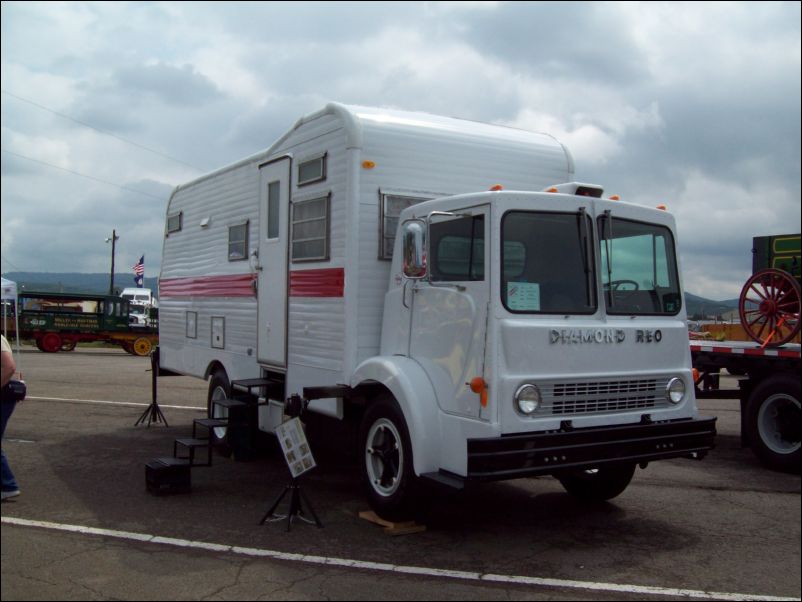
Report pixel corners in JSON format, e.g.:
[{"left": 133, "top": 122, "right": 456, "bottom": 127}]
[{"left": 132, "top": 255, "right": 144, "bottom": 287}]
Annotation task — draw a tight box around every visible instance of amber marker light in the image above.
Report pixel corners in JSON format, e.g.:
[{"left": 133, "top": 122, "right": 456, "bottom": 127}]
[
  {"left": 657, "top": 204, "right": 667, "bottom": 210},
  {"left": 362, "top": 160, "right": 376, "bottom": 169},
  {"left": 470, "top": 376, "right": 489, "bottom": 407},
  {"left": 490, "top": 184, "right": 504, "bottom": 191}
]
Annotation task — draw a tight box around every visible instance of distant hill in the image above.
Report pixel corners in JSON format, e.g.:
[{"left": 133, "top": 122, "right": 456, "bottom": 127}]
[
  {"left": 2, "top": 272, "right": 158, "bottom": 297},
  {"left": 4, "top": 272, "right": 741, "bottom": 314},
  {"left": 684, "top": 293, "right": 738, "bottom": 320}
]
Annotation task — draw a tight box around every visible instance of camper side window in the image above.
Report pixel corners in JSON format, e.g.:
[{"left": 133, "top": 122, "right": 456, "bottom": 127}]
[
  {"left": 380, "top": 194, "right": 429, "bottom": 259},
  {"left": 228, "top": 222, "right": 249, "bottom": 261},
  {"left": 298, "top": 154, "right": 327, "bottom": 186},
  {"left": 167, "top": 212, "right": 182, "bottom": 234},
  {"left": 291, "top": 196, "right": 329, "bottom": 262}
]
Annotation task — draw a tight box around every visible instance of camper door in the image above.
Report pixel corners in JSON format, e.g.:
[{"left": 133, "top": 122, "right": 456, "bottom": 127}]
[{"left": 257, "top": 157, "right": 290, "bottom": 368}]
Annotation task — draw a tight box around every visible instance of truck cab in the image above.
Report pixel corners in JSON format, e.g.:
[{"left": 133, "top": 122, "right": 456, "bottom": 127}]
[
  {"left": 354, "top": 183, "right": 716, "bottom": 518},
  {"left": 120, "top": 288, "right": 157, "bottom": 327}
]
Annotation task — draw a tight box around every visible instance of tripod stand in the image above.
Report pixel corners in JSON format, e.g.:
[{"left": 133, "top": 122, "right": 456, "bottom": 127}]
[
  {"left": 259, "top": 478, "right": 323, "bottom": 532},
  {"left": 135, "top": 351, "right": 168, "bottom": 427}
]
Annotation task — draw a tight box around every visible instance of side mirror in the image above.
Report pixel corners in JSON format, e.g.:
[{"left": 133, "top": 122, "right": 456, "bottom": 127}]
[{"left": 401, "top": 219, "right": 427, "bottom": 279}]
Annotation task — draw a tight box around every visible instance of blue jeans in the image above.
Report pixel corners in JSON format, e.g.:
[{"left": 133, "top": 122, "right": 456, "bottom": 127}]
[{"left": 1, "top": 399, "right": 19, "bottom": 492}]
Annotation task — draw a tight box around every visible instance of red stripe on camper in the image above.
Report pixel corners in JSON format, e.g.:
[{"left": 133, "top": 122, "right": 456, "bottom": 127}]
[
  {"left": 289, "top": 268, "right": 344, "bottom": 297},
  {"left": 160, "top": 274, "right": 256, "bottom": 298}
]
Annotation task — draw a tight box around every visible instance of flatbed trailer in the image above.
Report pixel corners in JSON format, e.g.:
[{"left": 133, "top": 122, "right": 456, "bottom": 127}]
[
  {"left": 691, "top": 339, "right": 800, "bottom": 472},
  {"left": 5, "top": 290, "right": 158, "bottom": 356}
]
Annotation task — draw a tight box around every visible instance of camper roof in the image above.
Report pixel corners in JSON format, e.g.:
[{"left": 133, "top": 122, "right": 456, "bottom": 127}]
[{"left": 171, "top": 103, "right": 573, "bottom": 194}]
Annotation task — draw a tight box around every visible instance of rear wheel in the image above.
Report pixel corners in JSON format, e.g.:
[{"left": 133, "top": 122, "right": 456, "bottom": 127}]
[
  {"left": 745, "top": 374, "right": 800, "bottom": 473},
  {"left": 132, "top": 337, "right": 153, "bottom": 356},
  {"left": 207, "top": 369, "right": 232, "bottom": 456},
  {"left": 40, "top": 332, "right": 62, "bottom": 353},
  {"left": 557, "top": 463, "right": 636, "bottom": 502},
  {"left": 359, "top": 395, "right": 422, "bottom": 521}
]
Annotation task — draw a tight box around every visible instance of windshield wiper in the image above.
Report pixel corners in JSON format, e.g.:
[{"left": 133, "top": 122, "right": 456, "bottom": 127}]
[
  {"left": 577, "top": 207, "right": 593, "bottom": 307},
  {"left": 602, "top": 209, "right": 614, "bottom": 308}
]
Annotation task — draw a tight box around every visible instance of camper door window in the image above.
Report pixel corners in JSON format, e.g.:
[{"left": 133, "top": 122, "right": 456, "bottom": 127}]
[{"left": 228, "top": 222, "right": 249, "bottom": 261}]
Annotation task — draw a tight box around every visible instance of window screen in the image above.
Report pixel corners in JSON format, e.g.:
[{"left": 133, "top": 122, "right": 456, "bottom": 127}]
[
  {"left": 298, "top": 155, "right": 326, "bottom": 186},
  {"left": 228, "top": 222, "right": 249, "bottom": 261},
  {"left": 291, "top": 196, "right": 329, "bottom": 261},
  {"left": 380, "top": 194, "right": 429, "bottom": 259}
]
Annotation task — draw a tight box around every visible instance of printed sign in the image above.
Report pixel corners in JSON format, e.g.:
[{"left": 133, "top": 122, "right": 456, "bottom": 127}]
[
  {"left": 507, "top": 282, "right": 540, "bottom": 311},
  {"left": 275, "top": 417, "right": 316, "bottom": 478}
]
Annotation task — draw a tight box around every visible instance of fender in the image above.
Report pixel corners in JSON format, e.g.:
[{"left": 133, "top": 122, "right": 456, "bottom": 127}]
[{"left": 351, "top": 355, "right": 442, "bottom": 476}]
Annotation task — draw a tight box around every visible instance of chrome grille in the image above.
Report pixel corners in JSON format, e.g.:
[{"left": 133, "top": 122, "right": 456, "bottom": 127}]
[{"left": 542, "top": 377, "right": 671, "bottom": 416}]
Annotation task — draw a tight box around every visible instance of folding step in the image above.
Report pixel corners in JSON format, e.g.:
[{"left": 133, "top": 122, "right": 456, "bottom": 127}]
[
  {"left": 145, "top": 457, "right": 191, "bottom": 495},
  {"left": 193, "top": 418, "right": 227, "bottom": 439},
  {"left": 212, "top": 398, "right": 247, "bottom": 410},
  {"left": 173, "top": 437, "right": 213, "bottom": 467}
]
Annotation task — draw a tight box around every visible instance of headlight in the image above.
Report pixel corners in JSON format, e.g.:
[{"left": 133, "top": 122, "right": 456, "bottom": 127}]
[
  {"left": 515, "top": 384, "right": 541, "bottom": 415},
  {"left": 666, "top": 377, "right": 686, "bottom": 404}
]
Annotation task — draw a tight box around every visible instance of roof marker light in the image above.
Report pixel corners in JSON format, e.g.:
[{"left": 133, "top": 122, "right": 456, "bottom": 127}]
[
  {"left": 362, "top": 160, "right": 376, "bottom": 169},
  {"left": 657, "top": 204, "right": 667, "bottom": 211},
  {"left": 490, "top": 184, "right": 504, "bottom": 191},
  {"left": 609, "top": 194, "right": 620, "bottom": 201}
]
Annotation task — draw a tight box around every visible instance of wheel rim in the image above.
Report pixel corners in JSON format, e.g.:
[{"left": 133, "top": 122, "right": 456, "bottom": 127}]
[
  {"left": 757, "top": 393, "right": 801, "bottom": 455},
  {"left": 365, "top": 418, "right": 403, "bottom": 497},
  {"left": 210, "top": 384, "right": 229, "bottom": 440},
  {"left": 42, "top": 333, "right": 62, "bottom": 353},
  {"left": 133, "top": 338, "right": 152, "bottom": 356},
  {"left": 739, "top": 269, "right": 801, "bottom": 347}
]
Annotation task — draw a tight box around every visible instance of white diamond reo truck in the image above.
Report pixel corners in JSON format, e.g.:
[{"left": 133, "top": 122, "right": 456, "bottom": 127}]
[{"left": 158, "top": 104, "right": 716, "bottom": 519}]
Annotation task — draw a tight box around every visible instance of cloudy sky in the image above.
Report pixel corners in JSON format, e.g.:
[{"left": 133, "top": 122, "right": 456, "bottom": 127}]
[{"left": 1, "top": 1, "right": 799, "bottom": 299}]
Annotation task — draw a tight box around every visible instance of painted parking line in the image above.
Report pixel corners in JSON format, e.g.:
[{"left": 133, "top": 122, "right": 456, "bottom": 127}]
[
  {"left": 2, "top": 516, "right": 796, "bottom": 601},
  {"left": 28, "top": 395, "right": 204, "bottom": 411}
]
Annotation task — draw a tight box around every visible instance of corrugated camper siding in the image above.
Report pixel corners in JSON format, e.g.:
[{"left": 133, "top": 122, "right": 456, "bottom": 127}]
[
  {"left": 273, "top": 115, "right": 349, "bottom": 382},
  {"left": 353, "top": 114, "right": 572, "bottom": 366},
  {"left": 160, "top": 157, "right": 263, "bottom": 380}
]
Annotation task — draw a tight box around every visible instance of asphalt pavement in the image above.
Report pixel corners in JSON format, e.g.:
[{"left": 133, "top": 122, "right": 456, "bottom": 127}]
[{"left": 1, "top": 347, "right": 799, "bottom": 601}]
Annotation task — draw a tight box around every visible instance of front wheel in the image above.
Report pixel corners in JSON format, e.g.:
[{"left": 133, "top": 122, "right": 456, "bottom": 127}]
[
  {"left": 557, "top": 462, "right": 636, "bottom": 502},
  {"left": 359, "top": 396, "right": 422, "bottom": 522}
]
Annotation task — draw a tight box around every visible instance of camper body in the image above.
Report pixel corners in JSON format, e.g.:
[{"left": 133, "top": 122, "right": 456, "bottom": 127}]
[{"left": 160, "top": 104, "right": 714, "bottom": 518}]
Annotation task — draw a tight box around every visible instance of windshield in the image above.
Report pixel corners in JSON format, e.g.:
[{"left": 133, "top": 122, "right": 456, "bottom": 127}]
[
  {"left": 598, "top": 215, "right": 682, "bottom": 315},
  {"left": 501, "top": 211, "right": 596, "bottom": 314}
]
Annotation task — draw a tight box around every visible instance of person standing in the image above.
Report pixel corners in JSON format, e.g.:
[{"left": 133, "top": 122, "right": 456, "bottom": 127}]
[{"left": 1, "top": 334, "right": 21, "bottom": 501}]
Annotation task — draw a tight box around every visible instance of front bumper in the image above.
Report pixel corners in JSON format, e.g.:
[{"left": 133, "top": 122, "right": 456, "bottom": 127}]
[{"left": 466, "top": 416, "right": 717, "bottom": 481}]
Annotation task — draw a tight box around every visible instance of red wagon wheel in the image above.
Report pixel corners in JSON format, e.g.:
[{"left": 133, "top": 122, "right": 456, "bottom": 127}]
[{"left": 739, "top": 268, "right": 801, "bottom": 347}]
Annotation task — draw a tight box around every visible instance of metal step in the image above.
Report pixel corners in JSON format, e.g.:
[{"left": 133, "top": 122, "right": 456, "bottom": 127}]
[{"left": 173, "top": 437, "right": 212, "bottom": 467}]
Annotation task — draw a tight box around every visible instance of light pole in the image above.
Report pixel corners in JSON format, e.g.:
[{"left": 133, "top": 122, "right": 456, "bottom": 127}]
[{"left": 105, "top": 229, "right": 120, "bottom": 295}]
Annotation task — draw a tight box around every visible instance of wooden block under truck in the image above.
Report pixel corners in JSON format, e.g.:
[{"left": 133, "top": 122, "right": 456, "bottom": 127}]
[{"left": 157, "top": 104, "right": 716, "bottom": 519}]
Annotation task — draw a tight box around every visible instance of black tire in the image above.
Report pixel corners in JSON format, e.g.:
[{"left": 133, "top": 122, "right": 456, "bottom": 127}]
[
  {"left": 359, "top": 395, "right": 422, "bottom": 522},
  {"left": 207, "top": 368, "right": 232, "bottom": 456},
  {"left": 745, "top": 374, "right": 800, "bottom": 473},
  {"left": 557, "top": 462, "right": 636, "bottom": 502}
]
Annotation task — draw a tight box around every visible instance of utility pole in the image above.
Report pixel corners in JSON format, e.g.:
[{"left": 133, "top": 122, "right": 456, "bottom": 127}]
[{"left": 106, "top": 229, "right": 120, "bottom": 295}]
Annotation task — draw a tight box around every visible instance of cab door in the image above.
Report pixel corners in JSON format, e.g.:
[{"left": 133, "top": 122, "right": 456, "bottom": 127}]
[{"left": 409, "top": 205, "right": 490, "bottom": 419}]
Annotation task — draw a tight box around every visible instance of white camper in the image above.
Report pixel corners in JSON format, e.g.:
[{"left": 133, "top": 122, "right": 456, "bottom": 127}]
[{"left": 159, "top": 104, "right": 715, "bottom": 519}]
